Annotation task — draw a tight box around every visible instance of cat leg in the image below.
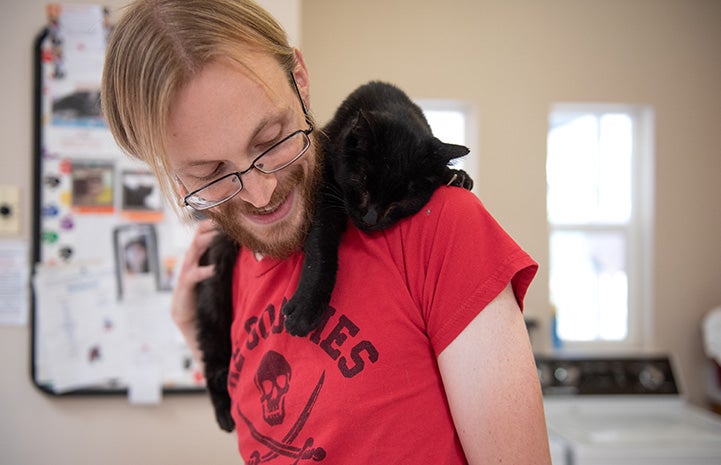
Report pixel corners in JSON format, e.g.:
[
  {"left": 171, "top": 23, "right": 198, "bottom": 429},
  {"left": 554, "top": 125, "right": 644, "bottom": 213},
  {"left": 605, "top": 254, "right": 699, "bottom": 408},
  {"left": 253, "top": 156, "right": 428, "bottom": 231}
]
[{"left": 283, "top": 184, "right": 346, "bottom": 336}]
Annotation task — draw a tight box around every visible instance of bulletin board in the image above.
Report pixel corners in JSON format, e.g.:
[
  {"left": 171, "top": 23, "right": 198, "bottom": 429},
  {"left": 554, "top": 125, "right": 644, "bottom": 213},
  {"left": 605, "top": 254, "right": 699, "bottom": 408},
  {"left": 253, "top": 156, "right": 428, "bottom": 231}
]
[{"left": 31, "top": 4, "right": 204, "bottom": 397}]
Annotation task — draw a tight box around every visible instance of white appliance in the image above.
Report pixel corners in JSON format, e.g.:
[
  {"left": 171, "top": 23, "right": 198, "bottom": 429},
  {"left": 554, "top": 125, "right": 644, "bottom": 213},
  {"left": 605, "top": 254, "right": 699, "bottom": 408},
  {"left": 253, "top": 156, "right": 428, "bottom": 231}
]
[{"left": 536, "top": 355, "right": 721, "bottom": 465}]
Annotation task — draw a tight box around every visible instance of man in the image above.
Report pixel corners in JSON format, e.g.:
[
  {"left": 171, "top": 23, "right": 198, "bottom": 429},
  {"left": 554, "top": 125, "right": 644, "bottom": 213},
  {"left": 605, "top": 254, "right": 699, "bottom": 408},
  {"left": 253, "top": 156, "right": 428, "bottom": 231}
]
[{"left": 102, "top": 0, "right": 551, "bottom": 463}]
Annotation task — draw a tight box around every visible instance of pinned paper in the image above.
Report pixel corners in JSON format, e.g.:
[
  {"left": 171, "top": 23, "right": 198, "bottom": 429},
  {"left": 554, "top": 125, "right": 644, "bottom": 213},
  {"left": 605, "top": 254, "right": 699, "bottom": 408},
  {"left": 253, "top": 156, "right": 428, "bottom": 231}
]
[
  {"left": 33, "top": 262, "right": 125, "bottom": 392},
  {"left": 703, "top": 307, "right": 721, "bottom": 366},
  {"left": 0, "top": 241, "right": 29, "bottom": 326},
  {"left": 128, "top": 354, "right": 162, "bottom": 405},
  {"left": 44, "top": 3, "right": 118, "bottom": 156},
  {"left": 123, "top": 292, "right": 169, "bottom": 404}
]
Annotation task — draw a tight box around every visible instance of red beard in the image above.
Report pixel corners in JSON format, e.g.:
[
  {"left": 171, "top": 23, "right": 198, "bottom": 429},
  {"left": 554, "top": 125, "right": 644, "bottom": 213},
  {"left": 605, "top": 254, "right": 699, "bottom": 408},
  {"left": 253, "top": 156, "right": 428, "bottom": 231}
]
[{"left": 205, "top": 160, "right": 321, "bottom": 259}]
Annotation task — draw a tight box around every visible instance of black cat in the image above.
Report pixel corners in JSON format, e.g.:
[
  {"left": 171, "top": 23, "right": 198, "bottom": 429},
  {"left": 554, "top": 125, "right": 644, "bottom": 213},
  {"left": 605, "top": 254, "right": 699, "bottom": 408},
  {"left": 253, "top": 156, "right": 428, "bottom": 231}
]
[
  {"left": 196, "top": 81, "right": 473, "bottom": 431},
  {"left": 282, "top": 81, "right": 473, "bottom": 336}
]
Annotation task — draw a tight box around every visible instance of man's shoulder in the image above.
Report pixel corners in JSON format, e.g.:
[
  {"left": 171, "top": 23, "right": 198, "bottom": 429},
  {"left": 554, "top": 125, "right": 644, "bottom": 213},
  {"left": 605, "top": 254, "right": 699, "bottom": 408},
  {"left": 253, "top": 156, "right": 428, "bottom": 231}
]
[
  {"left": 427, "top": 185, "right": 479, "bottom": 207},
  {"left": 419, "top": 186, "right": 484, "bottom": 222},
  {"left": 341, "top": 186, "right": 484, "bottom": 245}
]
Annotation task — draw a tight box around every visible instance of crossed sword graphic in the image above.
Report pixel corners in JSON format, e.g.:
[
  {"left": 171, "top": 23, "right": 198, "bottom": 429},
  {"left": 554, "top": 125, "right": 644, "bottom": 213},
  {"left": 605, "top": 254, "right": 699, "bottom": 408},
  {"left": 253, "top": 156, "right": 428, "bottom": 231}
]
[{"left": 237, "top": 371, "right": 327, "bottom": 464}]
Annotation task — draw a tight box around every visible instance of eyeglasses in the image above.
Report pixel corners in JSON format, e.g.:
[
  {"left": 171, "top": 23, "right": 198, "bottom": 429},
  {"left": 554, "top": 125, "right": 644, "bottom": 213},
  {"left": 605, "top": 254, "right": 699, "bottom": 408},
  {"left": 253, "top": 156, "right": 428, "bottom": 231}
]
[{"left": 181, "top": 74, "right": 313, "bottom": 211}]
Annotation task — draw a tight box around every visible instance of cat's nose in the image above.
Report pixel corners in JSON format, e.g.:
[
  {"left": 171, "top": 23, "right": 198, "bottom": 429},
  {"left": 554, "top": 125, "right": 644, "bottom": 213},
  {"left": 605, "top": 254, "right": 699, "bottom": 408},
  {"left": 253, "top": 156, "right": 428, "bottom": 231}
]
[{"left": 362, "top": 208, "right": 378, "bottom": 226}]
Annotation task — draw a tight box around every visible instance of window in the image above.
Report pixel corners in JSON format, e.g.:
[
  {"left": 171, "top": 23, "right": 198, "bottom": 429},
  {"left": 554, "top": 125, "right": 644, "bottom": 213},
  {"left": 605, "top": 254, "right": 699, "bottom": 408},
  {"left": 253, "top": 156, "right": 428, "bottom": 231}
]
[{"left": 547, "top": 104, "right": 654, "bottom": 350}]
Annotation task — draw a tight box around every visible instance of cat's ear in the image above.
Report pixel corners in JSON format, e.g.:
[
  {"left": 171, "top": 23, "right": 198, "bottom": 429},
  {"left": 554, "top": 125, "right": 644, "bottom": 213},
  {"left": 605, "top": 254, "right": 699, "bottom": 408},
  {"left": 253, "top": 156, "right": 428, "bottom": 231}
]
[
  {"left": 432, "top": 137, "right": 470, "bottom": 163},
  {"left": 345, "top": 109, "right": 374, "bottom": 151},
  {"left": 353, "top": 109, "right": 374, "bottom": 134}
]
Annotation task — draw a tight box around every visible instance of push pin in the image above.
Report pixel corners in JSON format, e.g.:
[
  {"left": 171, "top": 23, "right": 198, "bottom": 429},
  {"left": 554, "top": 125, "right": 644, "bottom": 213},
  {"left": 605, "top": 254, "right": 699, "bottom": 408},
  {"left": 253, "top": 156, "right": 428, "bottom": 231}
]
[
  {"left": 0, "top": 203, "right": 12, "bottom": 217},
  {"left": 0, "top": 186, "right": 20, "bottom": 234}
]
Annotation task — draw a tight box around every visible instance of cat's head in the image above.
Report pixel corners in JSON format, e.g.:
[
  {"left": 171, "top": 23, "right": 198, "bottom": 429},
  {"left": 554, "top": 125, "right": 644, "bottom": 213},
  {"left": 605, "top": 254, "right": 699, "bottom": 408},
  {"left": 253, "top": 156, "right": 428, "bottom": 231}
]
[{"left": 332, "top": 109, "right": 469, "bottom": 232}]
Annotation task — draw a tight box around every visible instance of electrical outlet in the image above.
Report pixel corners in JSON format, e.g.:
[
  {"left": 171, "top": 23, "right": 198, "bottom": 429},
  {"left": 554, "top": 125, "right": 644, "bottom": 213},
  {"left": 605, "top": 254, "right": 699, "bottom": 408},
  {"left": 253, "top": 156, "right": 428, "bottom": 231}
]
[{"left": 0, "top": 186, "right": 21, "bottom": 234}]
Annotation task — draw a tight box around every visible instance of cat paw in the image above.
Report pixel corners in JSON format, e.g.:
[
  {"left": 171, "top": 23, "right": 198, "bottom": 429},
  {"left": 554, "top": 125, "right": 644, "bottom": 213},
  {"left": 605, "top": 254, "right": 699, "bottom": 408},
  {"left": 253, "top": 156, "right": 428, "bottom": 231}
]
[
  {"left": 215, "top": 407, "right": 235, "bottom": 432},
  {"left": 447, "top": 169, "right": 474, "bottom": 190},
  {"left": 208, "top": 370, "right": 235, "bottom": 432},
  {"left": 282, "top": 297, "right": 326, "bottom": 337}
]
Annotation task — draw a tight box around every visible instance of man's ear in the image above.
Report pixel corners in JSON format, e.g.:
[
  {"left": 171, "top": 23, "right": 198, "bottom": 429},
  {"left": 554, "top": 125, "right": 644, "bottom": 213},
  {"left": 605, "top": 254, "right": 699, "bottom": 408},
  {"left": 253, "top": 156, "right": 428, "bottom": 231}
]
[{"left": 291, "top": 48, "right": 310, "bottom": 106}]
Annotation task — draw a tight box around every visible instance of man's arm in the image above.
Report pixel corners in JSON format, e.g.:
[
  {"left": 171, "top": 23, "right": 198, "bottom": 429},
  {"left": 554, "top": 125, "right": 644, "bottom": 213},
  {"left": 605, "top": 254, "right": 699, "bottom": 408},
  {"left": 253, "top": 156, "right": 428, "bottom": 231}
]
[{"left": 437, "top": 284, "right": 552, "bottom": 465}]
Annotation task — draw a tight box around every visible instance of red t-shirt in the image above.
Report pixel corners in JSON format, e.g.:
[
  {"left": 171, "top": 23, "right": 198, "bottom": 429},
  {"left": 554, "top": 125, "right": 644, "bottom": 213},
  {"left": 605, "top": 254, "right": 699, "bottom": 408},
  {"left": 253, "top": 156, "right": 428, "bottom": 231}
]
[{"left": 228, "top": 187, "right": 537, "bottom": 464}]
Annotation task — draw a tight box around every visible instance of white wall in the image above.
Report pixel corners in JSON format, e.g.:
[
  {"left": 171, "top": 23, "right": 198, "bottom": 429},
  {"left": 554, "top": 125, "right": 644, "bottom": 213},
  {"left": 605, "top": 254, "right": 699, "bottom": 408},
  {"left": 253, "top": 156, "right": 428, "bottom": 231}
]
[{"left": 0, "top": 1, "right": 295, "bottom": 464}]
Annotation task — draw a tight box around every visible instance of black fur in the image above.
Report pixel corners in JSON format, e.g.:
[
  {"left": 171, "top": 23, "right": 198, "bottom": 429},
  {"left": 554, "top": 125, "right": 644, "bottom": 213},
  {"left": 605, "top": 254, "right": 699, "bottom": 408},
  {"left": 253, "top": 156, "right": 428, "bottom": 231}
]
[
  {"left": 195, "top": 81, "right": 473, "bottom": 431},
  {"left": 195, "top": 233, "right": 238, "bottom": 432},
  {"left": 282, "top": 81, "right": 473, "bottom": 335}
]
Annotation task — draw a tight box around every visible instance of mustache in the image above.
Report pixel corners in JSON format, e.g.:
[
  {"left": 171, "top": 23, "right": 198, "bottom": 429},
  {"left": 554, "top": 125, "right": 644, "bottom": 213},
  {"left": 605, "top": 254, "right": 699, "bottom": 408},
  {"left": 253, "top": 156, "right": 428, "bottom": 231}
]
[
  {"left": 204, "top": 155, "right": 322, "bottom": 259},
  {"left": 233, "top": 169, "right": 304, "bottom": 215}
]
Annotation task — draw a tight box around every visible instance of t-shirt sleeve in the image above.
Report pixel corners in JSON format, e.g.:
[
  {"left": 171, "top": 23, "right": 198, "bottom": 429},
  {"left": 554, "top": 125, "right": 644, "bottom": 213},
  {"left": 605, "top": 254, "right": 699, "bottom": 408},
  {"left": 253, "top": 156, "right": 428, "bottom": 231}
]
[{"left": 398, "top": 187, "right": 538, "bottom": 356}]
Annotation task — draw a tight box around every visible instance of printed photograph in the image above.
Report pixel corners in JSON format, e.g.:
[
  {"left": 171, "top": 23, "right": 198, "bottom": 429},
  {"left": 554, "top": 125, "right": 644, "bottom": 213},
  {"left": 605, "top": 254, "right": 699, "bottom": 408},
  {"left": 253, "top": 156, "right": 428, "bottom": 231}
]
[
  {"left": 121, "top": 170, "right": 162, "bottom": 212},
  {"left": 71, "top": 160, "right": 114, "bottom": 212}
]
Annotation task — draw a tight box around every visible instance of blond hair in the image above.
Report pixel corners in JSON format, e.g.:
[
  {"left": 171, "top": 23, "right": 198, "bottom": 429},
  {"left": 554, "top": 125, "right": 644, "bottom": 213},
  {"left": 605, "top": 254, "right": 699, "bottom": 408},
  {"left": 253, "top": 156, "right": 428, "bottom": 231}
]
[{"left": 101, "top": 0, "right": 296, "bottom": 208}]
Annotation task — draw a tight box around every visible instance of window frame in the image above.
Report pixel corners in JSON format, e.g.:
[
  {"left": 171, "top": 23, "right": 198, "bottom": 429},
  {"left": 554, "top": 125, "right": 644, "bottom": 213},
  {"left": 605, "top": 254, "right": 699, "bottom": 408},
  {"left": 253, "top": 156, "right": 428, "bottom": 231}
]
[{"left": 547, "top": 103, "right": 655, "bottom": 352}]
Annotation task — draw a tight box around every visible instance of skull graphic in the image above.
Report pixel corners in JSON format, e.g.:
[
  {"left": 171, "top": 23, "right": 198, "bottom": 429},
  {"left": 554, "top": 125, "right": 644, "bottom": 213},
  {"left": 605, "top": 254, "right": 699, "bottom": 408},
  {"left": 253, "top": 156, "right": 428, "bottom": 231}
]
[{"left": 255, "top": 351, "right": 291, "bottom": 426}]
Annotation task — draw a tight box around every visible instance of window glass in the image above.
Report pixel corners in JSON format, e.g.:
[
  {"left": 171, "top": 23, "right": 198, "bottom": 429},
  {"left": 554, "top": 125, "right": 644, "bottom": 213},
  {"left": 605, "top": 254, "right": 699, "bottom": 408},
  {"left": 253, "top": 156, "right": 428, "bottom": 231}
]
[
  {"left": 550, "top": 230, "right": 628, "bottom": 341},
  {"left": 424, "top": 109, "right": 467, "bottom": 169},
  {"left": 547, "top": 113, "right": 632, "bottom": 224}
]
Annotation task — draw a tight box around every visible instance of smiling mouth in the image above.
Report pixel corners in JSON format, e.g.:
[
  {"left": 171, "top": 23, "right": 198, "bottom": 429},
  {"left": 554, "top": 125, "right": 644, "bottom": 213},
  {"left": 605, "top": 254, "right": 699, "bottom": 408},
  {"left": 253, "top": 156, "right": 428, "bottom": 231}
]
[{"left": 245, "top": 190, "right": 295, "bottom": 225}]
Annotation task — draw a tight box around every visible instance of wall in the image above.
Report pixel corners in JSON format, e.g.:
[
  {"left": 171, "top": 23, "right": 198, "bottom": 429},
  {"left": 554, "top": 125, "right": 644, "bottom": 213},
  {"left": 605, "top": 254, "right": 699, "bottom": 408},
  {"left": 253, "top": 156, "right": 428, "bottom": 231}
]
[
  {"left": 2, "top": 0, "right": 721, "bottom": 464},
  {"left": 300, "top": 0, "right": 721, "bottom": 405},
  {"left": 0, "top": 0, "right": 294, "bottom": 464}
]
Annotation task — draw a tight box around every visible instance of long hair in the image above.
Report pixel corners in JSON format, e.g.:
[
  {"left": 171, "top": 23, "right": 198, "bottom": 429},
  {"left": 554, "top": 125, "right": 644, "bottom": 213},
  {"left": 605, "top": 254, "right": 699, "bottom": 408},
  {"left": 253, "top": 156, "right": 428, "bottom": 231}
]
[{"left": 101, "top": 0, "right": 297, "bottom": 210}]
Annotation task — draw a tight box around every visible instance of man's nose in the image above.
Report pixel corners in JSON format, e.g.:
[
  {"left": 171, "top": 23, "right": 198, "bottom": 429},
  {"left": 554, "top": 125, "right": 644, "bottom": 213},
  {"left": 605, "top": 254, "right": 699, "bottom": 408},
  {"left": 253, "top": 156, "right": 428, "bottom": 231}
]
[{"left": 236, "top": 169, "right": 277, "bottom": 208}]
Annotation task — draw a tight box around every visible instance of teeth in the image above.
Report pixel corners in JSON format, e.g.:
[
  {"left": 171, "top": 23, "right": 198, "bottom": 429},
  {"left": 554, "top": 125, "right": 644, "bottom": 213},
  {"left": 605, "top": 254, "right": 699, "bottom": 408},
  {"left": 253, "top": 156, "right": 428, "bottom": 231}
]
[
  {"left": 252, "top": 192, "right": 291, "bottom": 216},
  {"left": 258, "top": 204, "right": 279, "bottom": 215}
]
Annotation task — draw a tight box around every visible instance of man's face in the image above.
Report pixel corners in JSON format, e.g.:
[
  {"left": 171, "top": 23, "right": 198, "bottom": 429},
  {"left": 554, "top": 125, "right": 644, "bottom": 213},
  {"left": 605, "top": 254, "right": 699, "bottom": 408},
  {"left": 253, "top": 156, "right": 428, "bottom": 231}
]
[{"left": 166, "top": 54, "right": 320, "bottom": 258}]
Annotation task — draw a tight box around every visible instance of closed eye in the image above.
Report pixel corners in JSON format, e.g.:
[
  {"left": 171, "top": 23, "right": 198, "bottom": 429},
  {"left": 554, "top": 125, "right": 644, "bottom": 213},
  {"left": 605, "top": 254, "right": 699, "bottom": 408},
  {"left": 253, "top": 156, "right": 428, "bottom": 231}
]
[
  {"left": 193, "top": 162, "right": 230, "bottom": 183},
  {"left": 253, "top": 135, "right": 281, "bottom": 155},
  {"left": 251, "top": 122, "right": 285, "bottom": 156}
]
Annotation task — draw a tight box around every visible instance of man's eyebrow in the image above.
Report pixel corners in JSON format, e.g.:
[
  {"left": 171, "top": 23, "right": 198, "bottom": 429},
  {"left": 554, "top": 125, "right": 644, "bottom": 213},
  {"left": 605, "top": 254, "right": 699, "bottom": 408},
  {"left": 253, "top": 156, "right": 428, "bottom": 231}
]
[
  {"left": 176, "top": 112, "right": 282, "bottom": 172},
  {"left": 252, "top": 100, "right": 295, "bottom": 140},
  {"left": 249, "top": 113, "right": 276, "bottom": 142},
  {"left": 178, "top": 102, "right": 292, "bottom": 175},
  {"left": 179, "top": 160, "right": 220, "bottom": 170}
]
